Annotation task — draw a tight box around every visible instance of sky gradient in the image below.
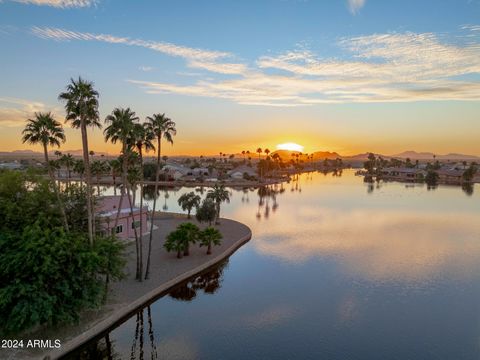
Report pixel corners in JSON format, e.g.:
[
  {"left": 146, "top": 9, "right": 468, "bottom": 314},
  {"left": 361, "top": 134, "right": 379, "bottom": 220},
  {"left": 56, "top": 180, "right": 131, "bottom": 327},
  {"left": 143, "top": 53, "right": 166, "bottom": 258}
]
[{"left": 1, "top": 0, "right": 479, "bottom": 156}]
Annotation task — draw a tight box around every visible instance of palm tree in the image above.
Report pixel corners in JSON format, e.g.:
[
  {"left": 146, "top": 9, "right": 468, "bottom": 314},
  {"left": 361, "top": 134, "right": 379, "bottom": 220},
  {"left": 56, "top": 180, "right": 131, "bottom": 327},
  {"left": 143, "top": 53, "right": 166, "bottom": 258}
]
[
  {"left": 256, "top": 148, "right": 262, "bottom": 160},
  {"left": 200, "top": 227, "right": 223, "bottom": 255},
  {"left": 177, "top": 222, "right": 200, "bottom": 256},
  {"left": 178, "top": 191, "right": 201, "bottom": 218},
  {"left": 73, "top": 159, "right": 85, "bottom": 184},
  {"left": 91, "top": 160, "right": 108, "bottom": 195},
  {"left": 129, "top": 122, "right": 155, "bottom": 267},
  {"left": 54, "top": 150, "right": 62, "bottom": 178},
  {"left": 61, "top": 153, "right": 75, "bottom": 187},
  {"left": 109, "top": 158, "right": 122, "bottom": 196},
  {"left": 104, "top": 108, "right": 143, "bottom": 280},
  {"left": 206, "top": 184, "right": 231, "bottom": 224},
  {"left": 59, "top": 77, "right": 100, "bottom": 245},
  {"left": 144, "top": 113, "right": 176, "bottom": 280},
  {"left": 22, "top": 112, "right": 69, "bottom": 231},
  {"left": 164, "top": 229, "right": 186, "bottom": 259}
]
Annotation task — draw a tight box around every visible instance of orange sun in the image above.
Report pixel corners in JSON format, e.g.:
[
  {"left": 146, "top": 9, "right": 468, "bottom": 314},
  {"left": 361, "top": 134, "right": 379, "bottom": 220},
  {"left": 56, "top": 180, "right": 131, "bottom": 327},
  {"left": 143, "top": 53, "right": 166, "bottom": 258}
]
[{"left": 276, "top": 142, "right": 304, "bottom": 152}]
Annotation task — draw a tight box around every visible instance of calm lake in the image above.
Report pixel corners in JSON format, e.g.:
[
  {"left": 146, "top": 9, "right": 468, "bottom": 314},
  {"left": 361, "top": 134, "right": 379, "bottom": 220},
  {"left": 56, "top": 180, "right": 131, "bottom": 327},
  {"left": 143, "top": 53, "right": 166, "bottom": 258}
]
[{"left": 72, "top": 169, "right": 480, "bottom": 360}]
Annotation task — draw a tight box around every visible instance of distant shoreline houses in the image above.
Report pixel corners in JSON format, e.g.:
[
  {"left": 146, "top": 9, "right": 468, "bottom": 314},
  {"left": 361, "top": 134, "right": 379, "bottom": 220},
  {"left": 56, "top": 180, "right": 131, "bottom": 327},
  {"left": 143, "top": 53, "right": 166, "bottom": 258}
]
[
  {"left": 362, "top": 161, "right": 479, "bottom": 185},
  {"left": 380, "top": 167, "right": 470, "bottom": 183}
]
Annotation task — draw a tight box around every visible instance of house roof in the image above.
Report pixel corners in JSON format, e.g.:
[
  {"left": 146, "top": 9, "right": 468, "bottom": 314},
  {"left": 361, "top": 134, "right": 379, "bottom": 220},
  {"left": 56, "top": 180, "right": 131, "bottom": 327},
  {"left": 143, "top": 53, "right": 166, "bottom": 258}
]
[
  {"left": 228, "top": 165, "right": 257, "bottom": 176},
  {"left": 437, "top": 169, "right": 464, "bottom": 177},
  {"left": 382, "top": 167, "right": 425, "bottom": 174},
  {"left": 96, "top": 195, "right": 148, "bottom": 217}
]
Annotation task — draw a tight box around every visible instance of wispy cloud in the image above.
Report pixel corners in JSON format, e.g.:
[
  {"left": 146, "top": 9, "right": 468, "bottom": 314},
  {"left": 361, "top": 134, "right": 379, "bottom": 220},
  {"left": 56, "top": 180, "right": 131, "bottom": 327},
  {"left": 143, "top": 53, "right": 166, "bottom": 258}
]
[
  {"left": 138, "top": 65, "right": 153, "bottom": 72},
  {"left": 0, "top": 97, "right": 54, "bottom": 127},
  {"left": 347, "top": 0, "right": 365, "bottom": 14},
  {"left": 7, "top": 0, "right": 95, "bottom": 8},
  {"left": 31, "top": 26, "right": 480, "bottom": 106},
  {"left": 31, "top": 26, "right": 230, "bottom": 62}
]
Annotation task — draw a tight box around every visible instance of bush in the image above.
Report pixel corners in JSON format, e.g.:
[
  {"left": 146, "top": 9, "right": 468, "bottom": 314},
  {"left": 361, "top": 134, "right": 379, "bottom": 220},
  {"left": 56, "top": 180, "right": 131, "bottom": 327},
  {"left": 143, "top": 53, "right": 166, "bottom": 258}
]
[
  {"left": 196, "top": 198, "right": 217, "bottom": 226},
  {"left": 0, "top": 171, "right": 126, "bottom": 334}
]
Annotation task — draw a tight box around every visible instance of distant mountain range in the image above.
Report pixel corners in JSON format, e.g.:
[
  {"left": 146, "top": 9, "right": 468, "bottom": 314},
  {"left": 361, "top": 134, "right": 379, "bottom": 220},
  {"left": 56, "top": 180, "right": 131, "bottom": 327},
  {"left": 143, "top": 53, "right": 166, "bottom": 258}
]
[
  {"left": 272, "top": 150, "right": 480, "bottom": 161},
  {"left": 390, "top": 151, "right": 480, "bottom": 160},
  {"left": 2, "top": 149, "right": 479, "bottom": 161}
]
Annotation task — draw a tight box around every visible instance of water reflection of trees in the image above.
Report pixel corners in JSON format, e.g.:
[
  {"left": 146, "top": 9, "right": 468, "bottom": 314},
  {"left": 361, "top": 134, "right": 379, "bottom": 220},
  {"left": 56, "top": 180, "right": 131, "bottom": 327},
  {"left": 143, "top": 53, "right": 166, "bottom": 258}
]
[
  {"left": 256, "top": 183, "right": 286, "bottom": 221},
  {"left": 70, "top": 304, "right": 158, "bottom": 360},
  {"left": 168, "top": 260, "right": 229, "bottom": 301},
  {"left": 129, "top": 306, "right": 158, "bottom": 360},
  {"left": 462, "top": 183, "right": 474, "bottom": 196},
  {"left": 71, "top": 331, "right": 121, "bottom": 359}
]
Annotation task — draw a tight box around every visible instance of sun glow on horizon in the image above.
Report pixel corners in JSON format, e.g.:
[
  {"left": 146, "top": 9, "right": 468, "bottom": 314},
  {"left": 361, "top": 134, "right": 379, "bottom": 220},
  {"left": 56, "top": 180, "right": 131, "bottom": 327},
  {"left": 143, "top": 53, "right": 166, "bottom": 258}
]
[{"left": 276, "top": 142, "right": 304, "bottom": 152}]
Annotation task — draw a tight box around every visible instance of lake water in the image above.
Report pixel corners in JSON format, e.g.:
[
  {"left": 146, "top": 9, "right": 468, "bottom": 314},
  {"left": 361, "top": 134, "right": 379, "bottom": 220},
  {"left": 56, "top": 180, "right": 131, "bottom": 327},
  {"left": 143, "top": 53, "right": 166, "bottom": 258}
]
[{"left": 72, "top": 170, "right": 480, "bottom": 360}]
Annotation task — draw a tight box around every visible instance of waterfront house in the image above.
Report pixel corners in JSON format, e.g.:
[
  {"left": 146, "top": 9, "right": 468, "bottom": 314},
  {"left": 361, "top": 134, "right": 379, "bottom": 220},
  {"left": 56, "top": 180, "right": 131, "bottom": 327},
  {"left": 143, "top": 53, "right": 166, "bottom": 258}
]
[
  {"left": 228, "top": 165, "right": 258, "bottom": 179},
  {"left": 381, "top": 167, "right": 426, "bottom": 182},
  {"left": 163, "top": 164, "right": 189, "bottom": 180},
  {"left": 96, "top": 195, "right": 150, "bottom": 240},
  {"left": 190, "top": 167, "right": 209, "bottom": 176},
  {"left": 437, "top": 169, "right": 464, "bottom": 184}
]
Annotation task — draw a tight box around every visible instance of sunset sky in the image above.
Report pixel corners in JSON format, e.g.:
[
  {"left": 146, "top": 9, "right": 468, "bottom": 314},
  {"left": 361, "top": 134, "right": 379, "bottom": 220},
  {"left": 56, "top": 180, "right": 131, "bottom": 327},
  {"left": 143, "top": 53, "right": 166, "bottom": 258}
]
[{"left": 1, "top": 0, "right": 479, "bottom": 156}]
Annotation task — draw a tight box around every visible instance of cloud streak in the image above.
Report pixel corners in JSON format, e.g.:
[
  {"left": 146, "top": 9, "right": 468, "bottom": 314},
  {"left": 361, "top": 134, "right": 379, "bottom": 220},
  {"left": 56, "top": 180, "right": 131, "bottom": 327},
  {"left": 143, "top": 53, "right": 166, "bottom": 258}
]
[
  {"left": 8, "top": 0, "right": 95, "bottom": 8},
  {"left": 31, "top": 26, "right": 480, "bottom": 106},
  {"left": 0, "top": 97, "right": 54, "bottom": 127},
  {"left": 347, "top": 0, "right": 365, "bottom": 14}
]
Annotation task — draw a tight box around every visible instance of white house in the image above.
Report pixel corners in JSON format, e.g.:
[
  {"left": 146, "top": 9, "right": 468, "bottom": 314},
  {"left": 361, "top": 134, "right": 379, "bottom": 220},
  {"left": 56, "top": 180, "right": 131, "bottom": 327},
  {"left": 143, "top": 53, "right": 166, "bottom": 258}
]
[{"left": 228, "top": 165, "right": 257, "bottom": 179}]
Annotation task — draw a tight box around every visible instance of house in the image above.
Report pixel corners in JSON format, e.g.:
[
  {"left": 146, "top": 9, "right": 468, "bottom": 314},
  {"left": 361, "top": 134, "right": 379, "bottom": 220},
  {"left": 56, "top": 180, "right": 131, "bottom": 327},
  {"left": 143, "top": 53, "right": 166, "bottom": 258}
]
[
  {"left": 163, "top": 164, "right": 189, "bottom": 180},
  {"left": 228, "top": 165, "right": 257, "bottom": 179},
  {"left": 96, "top": 195, "right": 150, "bottom": 240},
  {"left": 381, "top": 167, "right": 426, "bottom": 182},
  {"left": 437, "top": 169, "right": 464, "bottom": 184},
  {"left": 190, "top": 167, "right": 209, "bottom": 177},
  {"left": 0, "top": 162, "right": 23, "bottom": 170}
]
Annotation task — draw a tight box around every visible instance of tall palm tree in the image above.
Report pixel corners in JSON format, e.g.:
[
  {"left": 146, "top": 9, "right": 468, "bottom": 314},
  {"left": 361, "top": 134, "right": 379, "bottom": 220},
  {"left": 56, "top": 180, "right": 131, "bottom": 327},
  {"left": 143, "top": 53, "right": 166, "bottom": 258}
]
[
  {"left": 91, "top": 159, "right": 108, "bottom": 195},
  {"left": 256, "top": 148, "right": 263, "bottom": 180},
  {"left": 61, "top": 153, "right": 75, "bottom": 188},
  {"left": 104, "top": 107, "right": 143, "bottom": 280},
  {"left": 22, "top": 112, "right": 69, "bottom": 231},
  {"left": 59, "top": 77, "right": 100, "bottom": 245},
  {"left": 73, "top": 159, "right": 85, "bottom": 184},
  {"left": 178, "top": 191, "right": 201, "bottom": 218},
  {"left": 144, "top": 113, "right": 176, "bottom": 280},
  {"left": 129, "top": 122, "right": 155, "bottom": 268},
  {"left": 206, "top": 184, "right": 231, "bottom": 224},
  {"left": 54, "top": 150, "right": 62, "bottom": 179},
  {"left": 109, "top": 158, "right": 122, "bottom": 196}
]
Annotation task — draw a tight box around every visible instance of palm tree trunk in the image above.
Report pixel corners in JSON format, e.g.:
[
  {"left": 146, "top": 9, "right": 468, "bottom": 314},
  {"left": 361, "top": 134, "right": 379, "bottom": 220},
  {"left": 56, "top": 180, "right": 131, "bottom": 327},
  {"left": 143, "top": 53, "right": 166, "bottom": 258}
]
[
  {"left": 145, "top": 136, "right": 161, "bottom": 279},
  {"left": 66, "top": 165, "right": 70, "bottom": 189},
  {"left": 113, "top": 174, "right": 117, "bottom": 196},
  {"left": 138, "top": 148, "right": 144, "bottom": 283},
  {"left": 147, "top": 306, "right": 157, "bottom": 359},
  {"left": 207, "top": 243, "right": 212, "bottom": 255},
  {"left": 215, "top": 202, "right": 221, "bottom": 225},
  {"left": 127, "top": 184, "right": 142, "bottom": 281},
  {"left": 81, "top": 121, "right": 94, "bottom": 245},
  {"left": 44, "top": 144, "right": 70, "bottom": 232},
  {"left": 113, "top": 145, "right": 127, "bottom": 231}
]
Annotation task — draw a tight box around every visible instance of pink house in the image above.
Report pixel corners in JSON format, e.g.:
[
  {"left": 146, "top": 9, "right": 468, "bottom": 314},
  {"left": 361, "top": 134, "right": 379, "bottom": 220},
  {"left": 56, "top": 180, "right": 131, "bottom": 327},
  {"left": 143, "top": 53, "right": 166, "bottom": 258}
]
[{"left": 96, "top": 195, "right": 149, "bottom": 240}]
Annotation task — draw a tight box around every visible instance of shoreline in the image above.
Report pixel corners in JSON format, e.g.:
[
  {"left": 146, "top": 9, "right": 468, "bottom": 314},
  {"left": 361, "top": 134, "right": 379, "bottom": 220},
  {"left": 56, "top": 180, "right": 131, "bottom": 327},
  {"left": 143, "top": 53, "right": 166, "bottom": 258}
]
[
  {"left": 58, "top": 176, "right": 291, "bottom": 188},
  {"left": 5, "top": 215, "right": 251, "bottom": 360}
]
